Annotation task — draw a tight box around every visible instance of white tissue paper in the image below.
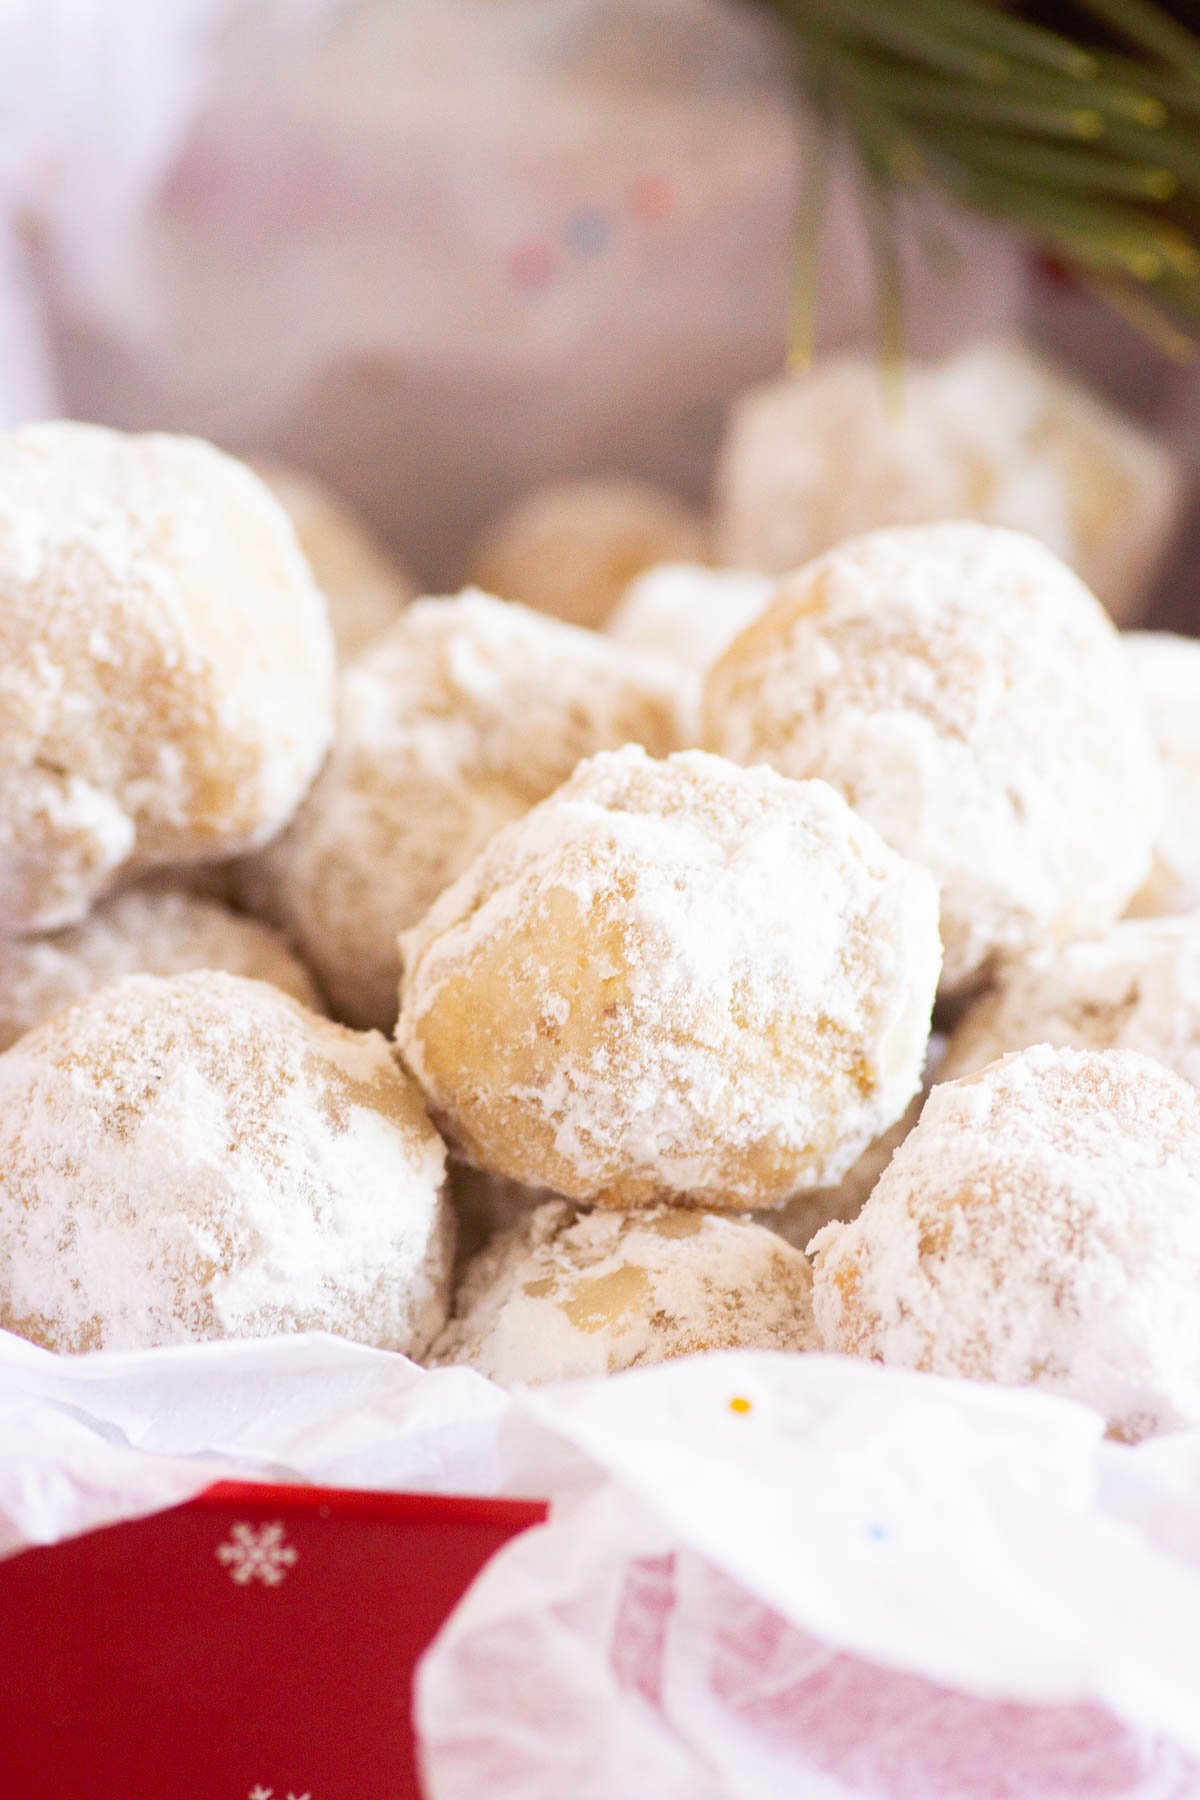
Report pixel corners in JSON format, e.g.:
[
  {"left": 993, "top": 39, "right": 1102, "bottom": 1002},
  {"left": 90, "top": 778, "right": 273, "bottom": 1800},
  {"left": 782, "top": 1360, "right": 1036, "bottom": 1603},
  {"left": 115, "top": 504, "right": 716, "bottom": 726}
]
[{"left": 3, "top": 1330, "right": 1200, "bottom": 1797}]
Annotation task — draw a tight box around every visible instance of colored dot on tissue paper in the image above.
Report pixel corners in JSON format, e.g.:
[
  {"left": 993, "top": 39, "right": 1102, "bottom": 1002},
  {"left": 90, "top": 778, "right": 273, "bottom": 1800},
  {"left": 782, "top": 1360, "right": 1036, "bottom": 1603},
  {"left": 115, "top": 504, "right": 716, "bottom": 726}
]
[
  {"left": 729, "top": 1395, "right": 753, "bottom": 1415},
  {"left": 629, "top": 174, "right": 676, "bottom": 222},
  {"left": 508, "top": 240, "right": 557, "bottom": 292},
  {"left": 567, "top": 209, "right": 610, "bottom": 256},
  {"left": 867, "top": 1521, "right": 890, "bottom": 1542}
]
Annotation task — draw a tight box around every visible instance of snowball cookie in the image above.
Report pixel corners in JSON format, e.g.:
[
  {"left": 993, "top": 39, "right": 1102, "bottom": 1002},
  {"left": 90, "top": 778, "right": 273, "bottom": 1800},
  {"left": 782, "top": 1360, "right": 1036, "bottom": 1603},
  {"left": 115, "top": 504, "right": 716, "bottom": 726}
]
[
  {"left": 703, "top": 523, "right": 1160, "bottom": 995},
  {"left": 605, "top": 564, "right": 773, "bottom": 674},
  {"left": 0, "top": 971, "right": 451, "bottom": 1353},
  {"left": 398, "top": 744, "right": 942, "bottom": 1211},
  {"left": 244, "top": 592, "right": 685, "bottom": 1031},
  {"left": 1124, "top": 633, "right": 1200, "bottom": 917},
  {"left": 0, "top": 886, "right": 322, "bottom": 1052},
  {"left": 467, "top": 477, "right": 709, "bottom": 629},
  {"left": 432, "top": 1200, "right": 815, "bottom": 1385},
  {"left": 715, "top": 340, "right": 1181, "bottom": 622},
  {"left": 811, "top": 1046, "right": 1200, "bottom": 1441},
  {"left": 938, "top": 917, "right": 1200, "bottom": 1092},
  {"left": 936, "top": 342, "right": 1182, "bottom": 623},
  {"left": 0, "top": 422, "right": 336, "bottom": 936},
  {"left": 252, "top": 458, "right": 415, "bottom": 659},
  {"left": 715, "top": 355, "right": 977, "bottom": 577}
]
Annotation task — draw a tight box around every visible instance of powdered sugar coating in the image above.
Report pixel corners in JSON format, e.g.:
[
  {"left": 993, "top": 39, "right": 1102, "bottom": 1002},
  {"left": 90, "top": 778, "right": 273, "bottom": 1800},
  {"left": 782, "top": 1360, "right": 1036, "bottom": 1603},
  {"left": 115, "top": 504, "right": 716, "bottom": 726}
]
[
  {"left": 0, "top": 423, "right": 336, "bottom": 934},
  {"left": 939, "top": 917, "right": 1200, "bottom": 1090},
  {"left": 936, "top": 341, "right": 1181, "bottom": 621},
  {"left": 716, "top": 357, "right": 977, "bottom": 576},
  {"left": 253, "top": 458, "right": 415, "bottom": 659},
  {"left": 469, "top": 477, "right": 709, "bottom": 628},
  {"left": 715, "top": 340, "right": 1180, "bottom": 621},
  {"left": 1124, "top": 632, "right": 1200, "bottom": 918},
  {"left": 703, "top": 523, "right": 1159, "bottom": 993},
  {"left": 605, "top": 562, "right": 773, "bottom": 740},
  {"left": 811, "top": 1046, "right": 1200, "bottom": 1440},
  {"left": 0, "top": 886, "right": 321, "bottom": 1052},
  {"left": 243, "top": 592, "right": 685, "bottom": 1030},
  {"left": 606, "top": 563, "right": 773, "bottom": 674},
  {"left": 432, "top": 1200, "right": 815, "bottom": 1385},
  {"left": 398, "top": 745, "right": 941, "bottom": 1210},
  {"left": 0, "top": 971, "right": 451, "bottom": 1354}
]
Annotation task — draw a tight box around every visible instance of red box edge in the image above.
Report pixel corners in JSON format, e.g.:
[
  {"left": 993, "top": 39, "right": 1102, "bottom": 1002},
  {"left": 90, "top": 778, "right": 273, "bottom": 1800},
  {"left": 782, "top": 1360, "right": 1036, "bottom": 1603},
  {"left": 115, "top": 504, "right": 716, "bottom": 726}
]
[{"left": 188, "top": 1477, "right": 549, "bottom": 1530}]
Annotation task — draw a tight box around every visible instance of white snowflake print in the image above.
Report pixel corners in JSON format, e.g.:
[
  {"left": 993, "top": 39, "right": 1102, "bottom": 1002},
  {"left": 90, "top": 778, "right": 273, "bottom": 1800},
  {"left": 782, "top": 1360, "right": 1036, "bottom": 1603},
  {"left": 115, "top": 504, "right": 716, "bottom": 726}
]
[
  {"left": 247, "top": 1787, "right": 310, "bottom": 1799},
  {"left": 216, "top": 1521, "right": 299, "bottom": 1587}
]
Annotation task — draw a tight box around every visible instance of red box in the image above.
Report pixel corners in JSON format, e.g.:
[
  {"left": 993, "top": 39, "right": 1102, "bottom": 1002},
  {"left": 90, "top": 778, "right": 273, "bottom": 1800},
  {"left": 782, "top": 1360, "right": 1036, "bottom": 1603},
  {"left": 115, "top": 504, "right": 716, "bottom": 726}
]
[{"left": 0, "top": 1479, "right": 547, "bottom": 1800}]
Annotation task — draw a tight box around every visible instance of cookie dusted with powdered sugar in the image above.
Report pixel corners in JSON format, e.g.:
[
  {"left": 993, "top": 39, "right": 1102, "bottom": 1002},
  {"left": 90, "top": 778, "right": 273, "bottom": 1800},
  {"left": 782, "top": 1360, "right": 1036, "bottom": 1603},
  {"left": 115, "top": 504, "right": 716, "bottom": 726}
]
[
  {"left": 716, "top": 355, "right": 978, "bottom": 577},
  {"left": 253, "top": 459, "right": 416, "bottom": 660},
  {"left": 0, "top": 971, "right": 451, "bottom": 1354},
  {"left": 398, "top": 745, "right": 941, "bottom": 1211},
  {"left": 432, "top": 1200, "right": 815, "bottom": 1385},
  {"left": 605, "top": 562, "right": 773, "bottom": 737},
  {"left": 0, "top": 423, "right": 335, "bottom": 934},
  {"left": 242, "top": 593, "right": 685, "bottom": 1030},
  {"left": 0, "top": 886, "right": 321, "bottom": 1051},
  {"left": 715, "top": 341, "right": 1180, "bottom": 621},
  {"left": 811, "top": 1046, "right": 1200, "bottom": 1441},
  {"left": 934, "top": 342, "right": 1181, "bottom": 621},
  {"left": 704, "top": 523, "right": 1159, "bottom": 994},
  {"left": 468, "top": 477, "right": 708, "bottom": 629},
  {"left": 605, "top": 563, "right": 772, "bottom": 675},
  {"left": 1124, "top": 632, "right": 1200, "bottom": 919},
  {"left": 938, "top": 916, "right": 1200, "bottom": 1090}
]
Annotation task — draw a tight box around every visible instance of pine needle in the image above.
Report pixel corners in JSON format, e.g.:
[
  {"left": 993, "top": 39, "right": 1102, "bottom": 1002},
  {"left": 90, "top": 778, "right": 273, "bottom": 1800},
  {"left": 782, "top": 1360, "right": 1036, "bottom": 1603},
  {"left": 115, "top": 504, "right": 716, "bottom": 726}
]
[
  {"left": 753, "top": 0, "right": 1200, "bottom": 356},
  {"left": 909, "top": 0, "right": 1098, "bottom": 78},
  {"left": 1075, "top": 0, "right": 1200, "bottom": 85},
  {"left": 1083, "top": 272, "right": 1198, "bottom": 362}
]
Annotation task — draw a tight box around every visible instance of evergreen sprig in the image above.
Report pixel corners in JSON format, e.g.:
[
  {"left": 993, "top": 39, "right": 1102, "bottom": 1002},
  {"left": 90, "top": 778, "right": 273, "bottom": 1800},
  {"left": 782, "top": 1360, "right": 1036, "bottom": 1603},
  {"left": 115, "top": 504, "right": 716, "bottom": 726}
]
[{"left": 755, "top": 0, "right": 1200, "bottom": 360}]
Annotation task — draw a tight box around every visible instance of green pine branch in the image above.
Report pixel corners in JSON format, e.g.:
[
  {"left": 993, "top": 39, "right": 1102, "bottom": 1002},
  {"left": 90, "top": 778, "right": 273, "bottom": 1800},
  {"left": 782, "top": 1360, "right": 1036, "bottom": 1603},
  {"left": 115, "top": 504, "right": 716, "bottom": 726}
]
[{"left": 754, "top": 0, "right": 1200, "bottom": 360}]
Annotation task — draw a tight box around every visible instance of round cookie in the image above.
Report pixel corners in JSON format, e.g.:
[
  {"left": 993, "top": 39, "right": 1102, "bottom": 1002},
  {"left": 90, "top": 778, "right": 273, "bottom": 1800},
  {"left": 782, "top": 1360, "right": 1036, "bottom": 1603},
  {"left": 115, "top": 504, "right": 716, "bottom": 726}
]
[
  {"left": 1123, "top": 632, "right": 1200, "bottom": 918},
  {"left": 605, "top": 563, "right": 773, "bottom": 675},
  {"left": 0, "top": 422, "right": 336, "bottom": 934},
  {"left": 715, "top": 355, "right": 977, "bottom": 577},
  {"left": 398, "top": 744, "right": 942, "bottom": 1210},
  {"left": 935, "top": 342, "right": 1181, "bottom": 624},
  {"left": 468, "top": 477, "right": 708, "bottom": 628},
  {"left": 703, "top": 523, "right": 1159, "bottom": 994},
  {"left": 811, "top": 1046, "right": 1200, "bottom": 1440},
  {"left": 253, "top": 459, "right": 416, "bottom": 660},
  {"left": 243, "top": 592, "right": 685, "bottom": 1030},
  {"left": 938, "top": 916, "right": 1200, "bottom": 1091},
  {"left": 0, "top": 971, "right": 451, "bottom": 1353},
  {"left": 432, "top": 1200, "right": 815, "bottom": 1385},
  {"left": 715, "top": 341, "right": 1180, "bottom": 622},
  {"left": 0, "top": 886, "right": 322, "bottom": 1052}
]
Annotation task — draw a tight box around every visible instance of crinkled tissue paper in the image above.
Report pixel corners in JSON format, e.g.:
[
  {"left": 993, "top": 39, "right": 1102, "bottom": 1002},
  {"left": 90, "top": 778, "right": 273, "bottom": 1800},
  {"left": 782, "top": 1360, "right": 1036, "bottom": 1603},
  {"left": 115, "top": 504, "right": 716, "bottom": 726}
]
[{"left": 3, "top": 1330, "right": 1200, "bottom": 1799}]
